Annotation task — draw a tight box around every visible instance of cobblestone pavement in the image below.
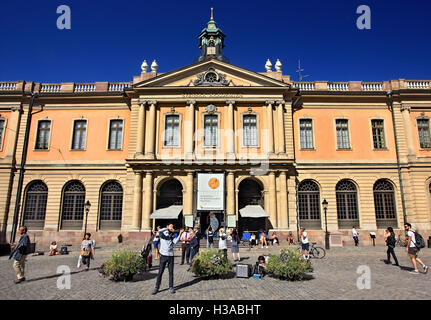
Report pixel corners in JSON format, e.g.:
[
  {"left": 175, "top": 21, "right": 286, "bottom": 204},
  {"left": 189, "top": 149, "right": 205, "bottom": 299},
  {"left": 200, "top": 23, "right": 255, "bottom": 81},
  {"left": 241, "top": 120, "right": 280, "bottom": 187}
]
[{"left": 1, "top": 245, "right": 430, "bottom": 300}]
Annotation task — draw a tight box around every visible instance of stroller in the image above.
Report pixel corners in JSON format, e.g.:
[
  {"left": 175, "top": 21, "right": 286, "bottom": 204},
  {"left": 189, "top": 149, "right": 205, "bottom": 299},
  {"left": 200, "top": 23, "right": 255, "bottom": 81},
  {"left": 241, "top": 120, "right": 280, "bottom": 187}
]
[{"left": 140, "top": 238, "right": 153, "bottom": 272}]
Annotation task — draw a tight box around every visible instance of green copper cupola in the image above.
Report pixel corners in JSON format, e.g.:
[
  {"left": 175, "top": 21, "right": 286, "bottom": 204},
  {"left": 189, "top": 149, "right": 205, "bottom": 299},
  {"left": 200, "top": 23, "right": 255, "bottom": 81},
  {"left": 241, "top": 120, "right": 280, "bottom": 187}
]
[{"left": 198, "top": 8, "right": 227, "bottom": 62}]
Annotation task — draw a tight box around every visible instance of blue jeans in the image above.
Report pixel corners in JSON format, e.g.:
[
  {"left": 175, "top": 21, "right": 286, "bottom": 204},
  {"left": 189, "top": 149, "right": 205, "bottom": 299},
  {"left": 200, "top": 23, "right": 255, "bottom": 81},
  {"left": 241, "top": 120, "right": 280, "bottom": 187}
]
[{"left": 189, "top": 247, "right": 199, "bottom": 266}]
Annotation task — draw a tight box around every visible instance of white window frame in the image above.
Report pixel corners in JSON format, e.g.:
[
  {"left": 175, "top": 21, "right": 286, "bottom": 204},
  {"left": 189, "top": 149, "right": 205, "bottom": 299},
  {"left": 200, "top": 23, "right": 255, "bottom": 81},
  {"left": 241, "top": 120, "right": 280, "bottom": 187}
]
[
  {"left": 202, "top": 112, "right": 220, "bottom": 148},
  {"left": 70, "top": 118, "right": 88, "bottom": 151},
  {"left": 0, "top": 117, "right": 7, "bottom": 152},
  {"left": 34, "top": 118, "right": 52, "bottom": 151},
  {"left": 162, "top": 112, "right": 182, "bottom": 148},
  {"left": 335, "top": 118, "right": 351, "bottom": 150},
  {"left": 241, "top": 112, "right": 260, "bottom": 148},
  {"left": 299, "top": 118, "right": 315, "bottom": 150},
  {"left": 107, "top": 118, "right": 125, "bottom": 151},
  {"left": 416, "top": 117, "right": 431, "bottom": 149},
  {"left": 370, "top": 118, "right": 387, "bottom": 150}
]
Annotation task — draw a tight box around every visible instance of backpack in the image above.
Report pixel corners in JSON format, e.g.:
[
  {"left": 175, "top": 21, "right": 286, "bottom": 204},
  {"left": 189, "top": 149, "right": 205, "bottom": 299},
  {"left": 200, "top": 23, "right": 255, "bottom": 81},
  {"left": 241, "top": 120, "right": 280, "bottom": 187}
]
[
  {"left": 414, "top": 231, "right": 426, "bottom": 249},
  {"left": 386, "top": 234, "right": 396, "bottom": 248}
]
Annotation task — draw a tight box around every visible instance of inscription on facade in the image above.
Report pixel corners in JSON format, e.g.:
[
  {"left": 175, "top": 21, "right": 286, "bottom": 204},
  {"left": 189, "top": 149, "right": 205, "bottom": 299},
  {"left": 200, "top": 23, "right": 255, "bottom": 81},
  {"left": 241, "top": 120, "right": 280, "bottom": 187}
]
[{"left": 182, "top": 94, "right": 243, "bottom": 98}]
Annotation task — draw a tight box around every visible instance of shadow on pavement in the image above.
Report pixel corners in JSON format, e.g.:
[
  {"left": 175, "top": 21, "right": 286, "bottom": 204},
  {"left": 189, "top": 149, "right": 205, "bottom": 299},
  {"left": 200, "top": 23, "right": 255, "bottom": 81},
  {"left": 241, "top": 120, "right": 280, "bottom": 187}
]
[
  {"left": 154, "top": 278, "right": 203, "bottom": 293},
  {"left": 132, "top": 272, "right": 157, "bottom": 282},
  {"left": 25, "top": 268, "right": 94, "bottom": 283},
  {"left": 238, "top": 257, "right": 250, "bottom": 261}
]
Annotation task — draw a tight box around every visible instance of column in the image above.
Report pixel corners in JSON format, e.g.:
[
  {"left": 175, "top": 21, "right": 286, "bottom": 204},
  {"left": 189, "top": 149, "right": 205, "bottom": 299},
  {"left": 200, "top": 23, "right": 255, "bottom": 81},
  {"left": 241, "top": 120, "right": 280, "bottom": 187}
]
[
  {"left": 132, "top": 172, "right": 143, "bottom": 229},
  {"left": 268, "top": 171, "right": 277, "bottom": 228},
  {"left": 185, "top": 100, "right": 196, "bottom": 159},
  {"left": 276, "top": 101, "right": 285, "bottom": 154},
  {"left": 225, "top": 100, "right": 235, "bottom": 158},
  {"left": 226, "top": 171, "right": 235, "bottom": 216},
  {"left": 145, "top": 100, "right": 157, "bottom": 158},
  {"left": 401, "top": 105, "right": 416, "bottom": 156},
  {"left": 135, "top": 101, "right": 146, "bottom": 156},
  {"left": 278, "top": 171, "right": 288, "bottom": 229},
  {"left": 287, "top": 176, "right": 297, "bottom": 229},
  {"left": 184, "top": 171, "right": 194, "bottom": 216},
  {"left": 141, "top": 171, "right": 153, "bottom": 230},
  {"left": 265, "top": 101, "right": 275, "bottom": 155}
]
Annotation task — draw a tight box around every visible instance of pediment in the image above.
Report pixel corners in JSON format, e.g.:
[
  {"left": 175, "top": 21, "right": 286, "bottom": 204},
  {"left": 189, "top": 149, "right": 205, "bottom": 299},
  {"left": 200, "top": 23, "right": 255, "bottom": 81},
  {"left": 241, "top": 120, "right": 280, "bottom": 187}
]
[{"left": 134, "top": 59, "right": 289, "bottom": 88}]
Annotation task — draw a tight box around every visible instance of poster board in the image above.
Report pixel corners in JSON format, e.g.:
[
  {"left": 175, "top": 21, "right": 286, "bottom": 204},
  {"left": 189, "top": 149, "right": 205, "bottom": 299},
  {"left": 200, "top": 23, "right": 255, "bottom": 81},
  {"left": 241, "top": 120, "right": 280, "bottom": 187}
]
[{"left": 197, "top": 173, "right": 225, "bottom": 211}]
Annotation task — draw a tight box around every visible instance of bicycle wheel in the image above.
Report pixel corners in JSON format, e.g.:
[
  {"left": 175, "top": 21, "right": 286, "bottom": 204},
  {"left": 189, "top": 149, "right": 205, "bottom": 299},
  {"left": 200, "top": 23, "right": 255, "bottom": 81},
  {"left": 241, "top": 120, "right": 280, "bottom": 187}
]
[{"left": 312, "top": 247, "right": 326, "bottom": 259}]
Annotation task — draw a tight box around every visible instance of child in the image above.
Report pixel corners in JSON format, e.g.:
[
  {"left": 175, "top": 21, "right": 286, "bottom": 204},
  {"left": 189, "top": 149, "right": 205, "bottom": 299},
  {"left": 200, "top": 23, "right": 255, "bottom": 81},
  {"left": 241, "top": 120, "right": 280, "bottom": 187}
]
[
  {"left": 253, "top": 255, "right": 267, "bottom": 278},
  {"left": 49, "top": 241, "right": 59, "bottom": 256}
]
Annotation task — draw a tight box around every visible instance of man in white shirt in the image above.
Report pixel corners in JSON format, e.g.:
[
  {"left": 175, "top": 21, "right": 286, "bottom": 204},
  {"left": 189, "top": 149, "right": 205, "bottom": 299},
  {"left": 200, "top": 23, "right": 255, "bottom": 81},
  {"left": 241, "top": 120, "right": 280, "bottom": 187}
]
[
  {"left": 404, "top": 223, "right": 428, "bottom": 274},
  {"left": 300, "top": 227, "right": 310, "bottom": 260},
  {"left": 352, "top": 226, "right": 359, "bottom": 247},
  {"left": 180, "top": 227, "right": 191, "bottom": 265},
  {"left": 152, "top": 224, "right": 184, "bottom": 294}
]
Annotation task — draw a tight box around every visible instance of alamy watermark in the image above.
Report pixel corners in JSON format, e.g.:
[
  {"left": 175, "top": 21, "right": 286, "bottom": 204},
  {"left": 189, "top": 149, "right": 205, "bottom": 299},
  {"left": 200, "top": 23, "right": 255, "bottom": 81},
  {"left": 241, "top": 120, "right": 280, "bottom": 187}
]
[
  {"left": 57, "top": 5, "right": 71, "bottom": 30},
  {"left": 56, "top": 265, "right": 71, "bottom": 290},
  {"left": 356, "top": 5, "right": 371, "bottom": 30},
  {"left": 356, "top": 265, "right": 371, "bottom": 290}
]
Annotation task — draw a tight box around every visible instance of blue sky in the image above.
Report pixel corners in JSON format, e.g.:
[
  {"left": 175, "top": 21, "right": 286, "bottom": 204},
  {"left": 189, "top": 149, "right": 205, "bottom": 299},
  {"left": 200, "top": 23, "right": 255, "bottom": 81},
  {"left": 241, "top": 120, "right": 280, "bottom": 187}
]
[{"left": 0, "top": 0, "right": 430, "bottom": 83}]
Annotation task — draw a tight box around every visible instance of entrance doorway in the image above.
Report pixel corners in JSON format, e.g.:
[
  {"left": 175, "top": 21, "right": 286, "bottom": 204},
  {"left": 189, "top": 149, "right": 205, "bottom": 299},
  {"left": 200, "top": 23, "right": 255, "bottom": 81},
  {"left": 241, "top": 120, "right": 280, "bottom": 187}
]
[
  {"left": 155, "top": 179, "right": 183, "bottom": 229},
  {"left": 238, "top": 178, "right": 265, "bottom": 234},
  {"left": 198, "top": 211, "right": 224, "bottom": 232}
]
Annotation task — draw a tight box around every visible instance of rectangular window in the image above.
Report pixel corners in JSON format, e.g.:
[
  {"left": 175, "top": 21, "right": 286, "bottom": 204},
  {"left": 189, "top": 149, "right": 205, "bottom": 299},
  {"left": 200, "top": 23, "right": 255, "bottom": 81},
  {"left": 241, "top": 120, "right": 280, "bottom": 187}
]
[
  {"left": 243, "top": 114, "right": 257, "bottom": 146},
  {"left": 108, "top": 119, "right": 123, "bottom": 150},
  {"left": 72, "top": 120, "right": 87, "bottom": 150},
  {"left": 164, "top": 115, "right": 180, "bottom": 147},
  {"left": 35, "top": 120, "right": 51, "bottom": 150},
  {"left": 299, "top": 119, "right": 314, "bottom": 149},
  {"left": 371, "top": 119, "right": 386, "bottom": 149},
  {"left": 336, "top": 119, "right": 350, "bottom": 149},
  {"left": 204, "top": 114, "right": 218, "bottom": 147},
  {"left": 0, "top": 119, "right": 5, "bottom": 150},
  {"left": 417, "top": 119, "right": 431, "bottom": 149}
]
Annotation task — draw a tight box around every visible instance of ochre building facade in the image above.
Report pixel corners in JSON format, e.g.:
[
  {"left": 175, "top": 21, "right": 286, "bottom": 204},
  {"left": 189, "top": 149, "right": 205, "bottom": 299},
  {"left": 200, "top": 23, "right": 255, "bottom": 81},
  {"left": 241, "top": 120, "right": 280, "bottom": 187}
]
[{"left": 1, "top": 17, "right": 431, "bottom": 246}]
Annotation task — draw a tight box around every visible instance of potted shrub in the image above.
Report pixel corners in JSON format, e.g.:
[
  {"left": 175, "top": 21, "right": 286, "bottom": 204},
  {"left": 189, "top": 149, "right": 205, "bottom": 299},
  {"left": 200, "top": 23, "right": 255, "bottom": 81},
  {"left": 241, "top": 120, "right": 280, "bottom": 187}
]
[
  {"left": 191, "top": 249, "right": 233, "bottom": 279},
  {"left": 100, "top": 250, "right": 144, "bottom": 282},
  {"left": 266, "top": 249, "right": 313, "bottom": 281}
]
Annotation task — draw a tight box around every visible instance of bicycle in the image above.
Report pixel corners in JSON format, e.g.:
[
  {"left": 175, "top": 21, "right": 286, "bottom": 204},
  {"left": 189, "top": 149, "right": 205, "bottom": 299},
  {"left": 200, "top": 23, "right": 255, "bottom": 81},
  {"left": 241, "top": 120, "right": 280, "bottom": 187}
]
[{"left": 297, "top": 242, "right": 326, "bottom": 259}]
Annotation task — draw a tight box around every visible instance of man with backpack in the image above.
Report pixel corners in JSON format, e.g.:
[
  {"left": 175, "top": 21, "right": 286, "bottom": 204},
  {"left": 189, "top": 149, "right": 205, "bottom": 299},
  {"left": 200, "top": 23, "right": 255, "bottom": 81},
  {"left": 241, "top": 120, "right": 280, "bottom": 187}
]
[{"left": 404, "top": 223, "right": 428, "bottom": 274}]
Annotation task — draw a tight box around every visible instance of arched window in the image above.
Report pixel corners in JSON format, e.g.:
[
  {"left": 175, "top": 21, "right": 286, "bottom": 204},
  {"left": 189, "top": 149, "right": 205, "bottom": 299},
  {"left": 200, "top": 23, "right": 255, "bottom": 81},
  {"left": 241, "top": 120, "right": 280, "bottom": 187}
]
[
  {"left": 374, "top": 179, "right": 397, "bottom": 228},
  {"left": 23, "top": 181, "right": 48, "bottom": 229},
  {"left": 99, "top": 181, "right": 123, "bottom": 230},
  {"left": 298, "top": 180, "right": 321, "bottom": 229},
  {"left": 336, "top": 180, "right": 359, "bottom": 229},
  {"left": 61, "top": 180, "right": 85, "bottom": 230}
]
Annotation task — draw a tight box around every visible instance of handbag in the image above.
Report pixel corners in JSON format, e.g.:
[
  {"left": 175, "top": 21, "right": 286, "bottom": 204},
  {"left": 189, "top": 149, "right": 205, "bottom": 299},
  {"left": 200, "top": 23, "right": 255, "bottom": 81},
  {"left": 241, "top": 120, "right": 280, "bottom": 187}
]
[{"left": 80, "top": 249, "right": 91, "bottom": 257}]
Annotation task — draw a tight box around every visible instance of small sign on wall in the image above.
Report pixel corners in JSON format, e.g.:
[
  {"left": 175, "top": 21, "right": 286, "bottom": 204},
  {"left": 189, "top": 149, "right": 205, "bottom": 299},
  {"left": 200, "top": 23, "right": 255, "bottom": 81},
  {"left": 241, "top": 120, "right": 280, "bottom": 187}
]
[
  {"left": 227, "top": 215, "right": 237, "bottom": 228},
  {"left": 185, "top": 215, "right": 194, "bottom": 228}
]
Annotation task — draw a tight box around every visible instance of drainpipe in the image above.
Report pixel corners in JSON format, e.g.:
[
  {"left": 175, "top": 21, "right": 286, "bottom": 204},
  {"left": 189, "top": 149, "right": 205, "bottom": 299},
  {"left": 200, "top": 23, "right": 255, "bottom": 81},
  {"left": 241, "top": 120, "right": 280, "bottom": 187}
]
[
  {"left": 387, "top": 91, "right": 407, "bottom": 225},
  {"left": 291, "top": 90, "right": 302, "bottom": 242},
  {"left": 10, "top": 92, "right": 37, "bottom": 243}
]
